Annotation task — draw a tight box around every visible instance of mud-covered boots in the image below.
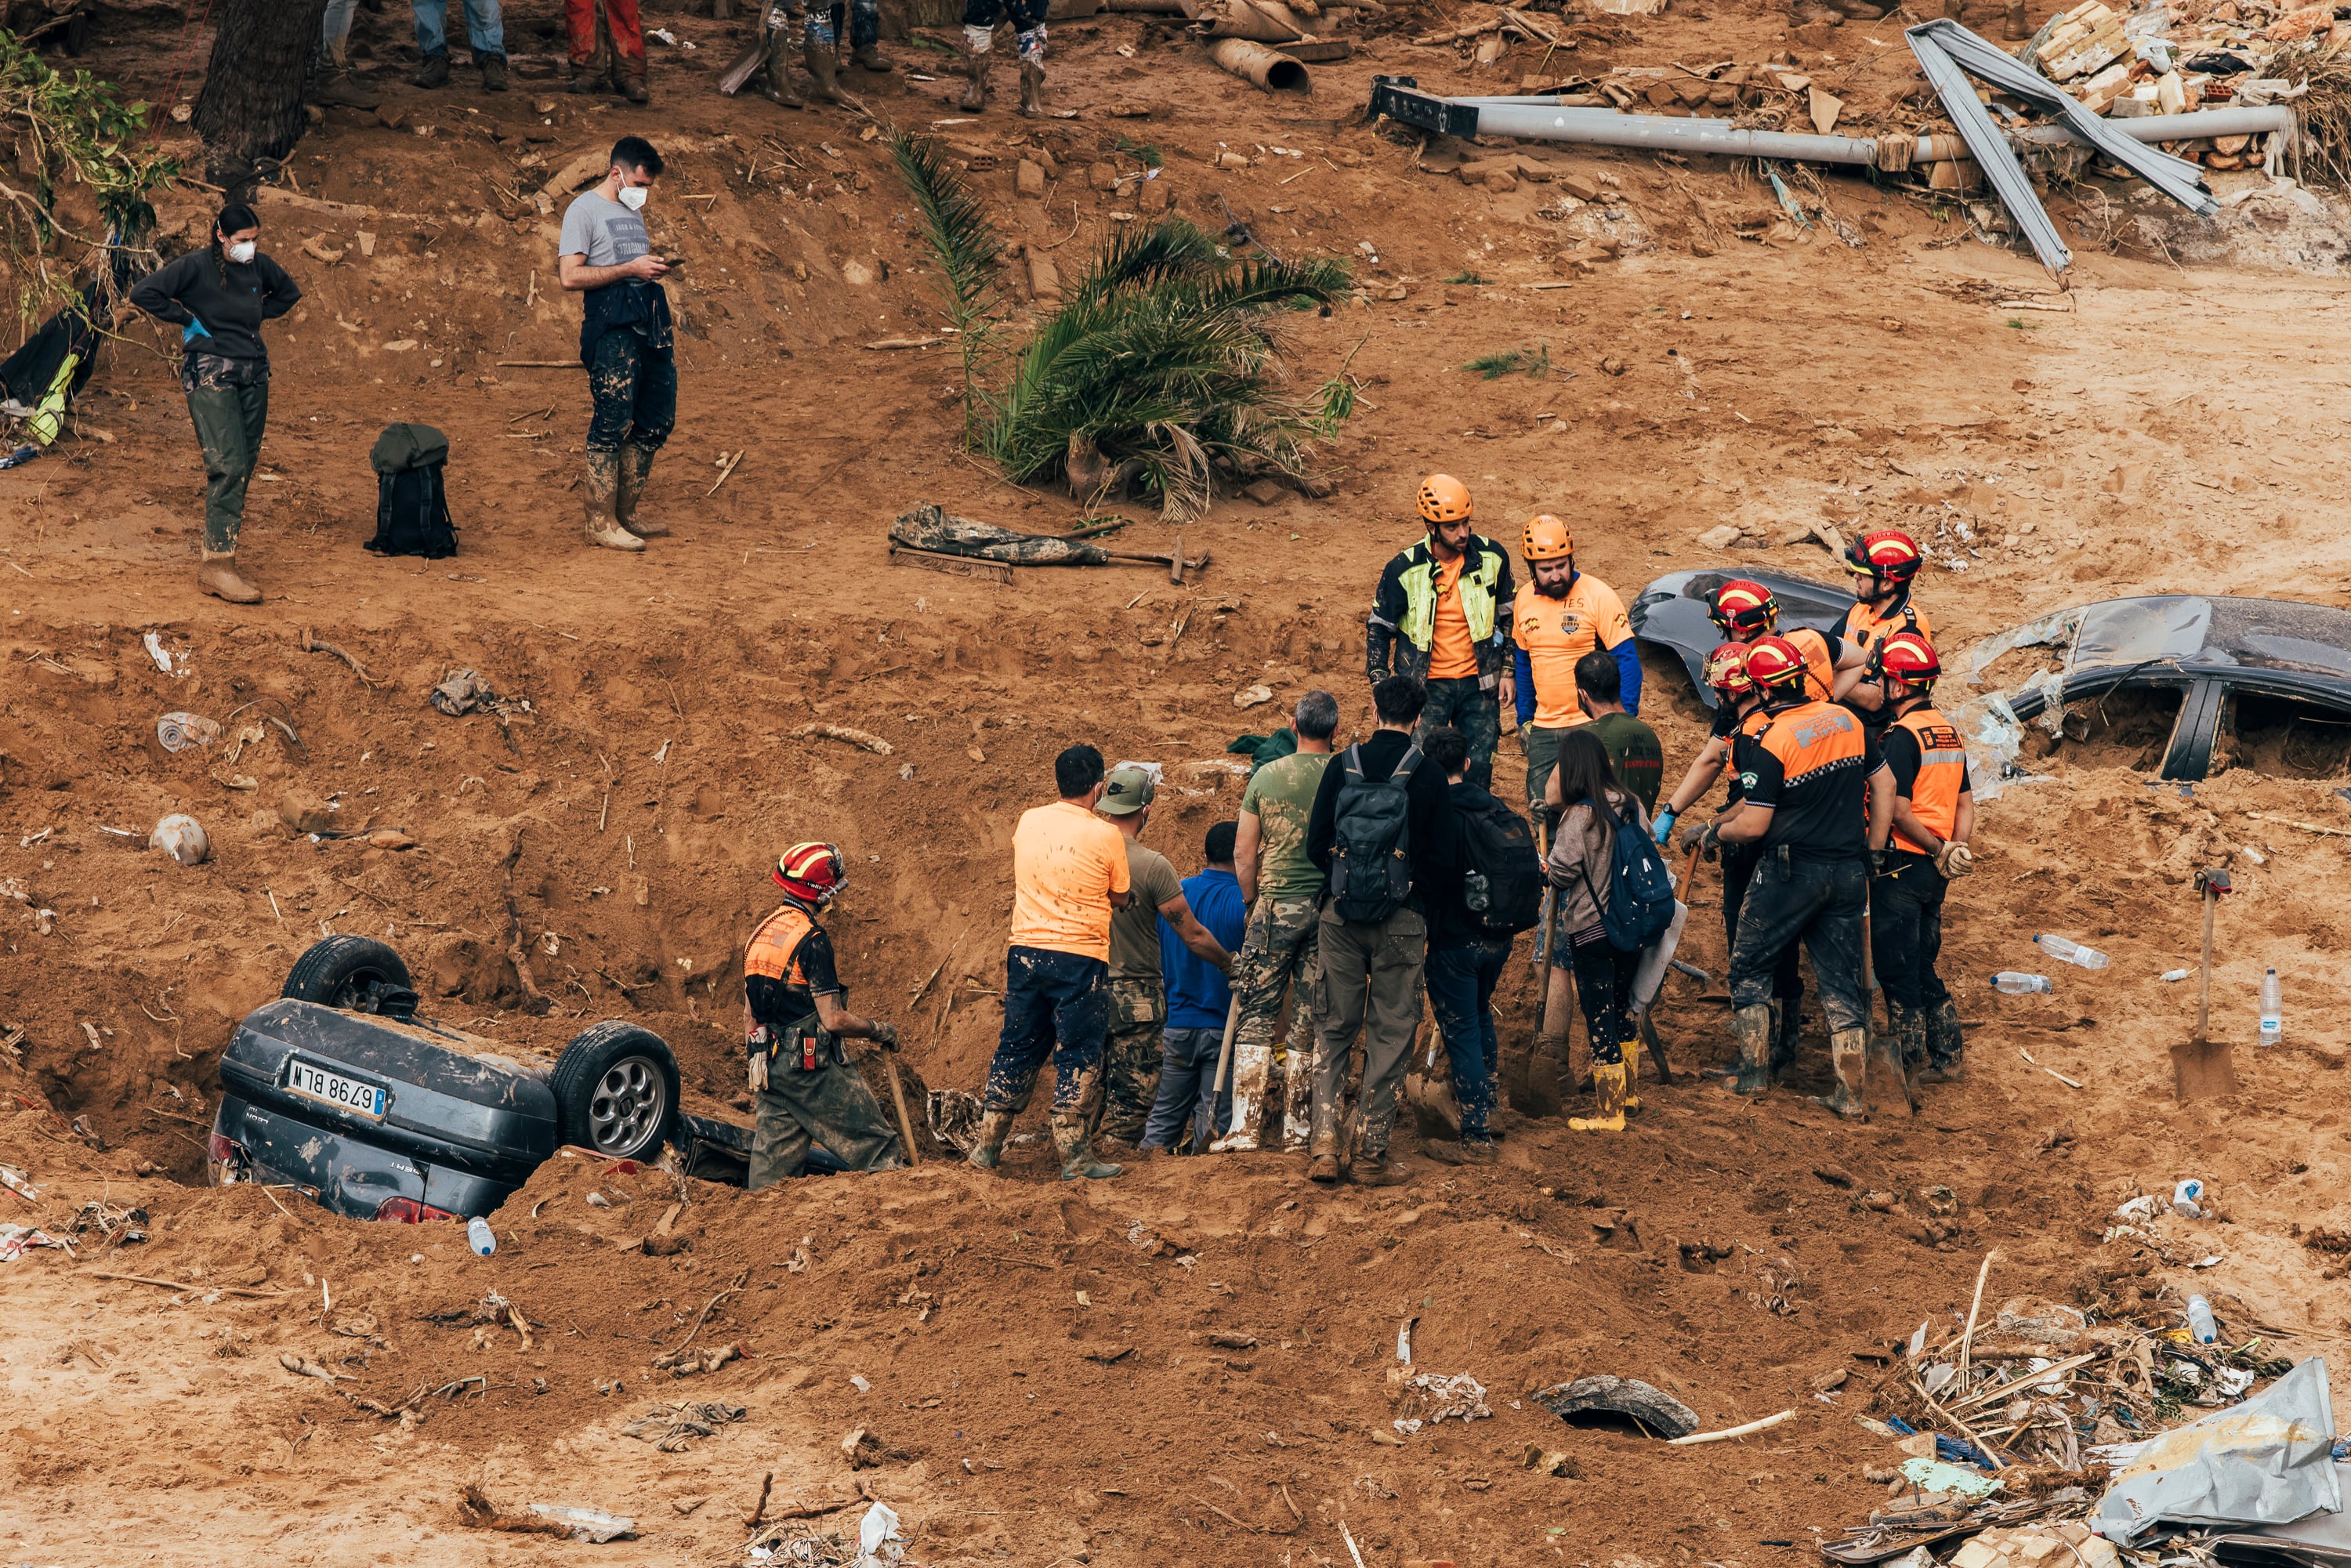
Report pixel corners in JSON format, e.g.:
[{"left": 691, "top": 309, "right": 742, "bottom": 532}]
[
  {"left": 582, "top": 451, "right": 643, "bottom": 552},
  {"left": 965, "top": 1109, "right": 1012, "bottom": 1170},
  {"left": 958, "top": 45, "right": 988, "bottom": 110},
  {"left": 1721, "top": 1002, "right": 1773, "bottom": 1095},
  {"left": 480, "top": 53, "right": 509, "bottom": 92},
  {"left": 760, "top": 29, "right": 804, "bottom": 106},
  {"left": 1874, "top": 1008, "right": 1924, "bottom": 1115},
  {"left": 1018, "top": 58, "right": 1045, "bottom": 117},
  {"left": 621, "top": 61, "right": 650, "bottom": 103},
  {"left": 1812, "top": 1027, "right": 1870, "bottom": 1120},
  {"left": 569, "top": 58, "right": 611, "bottom": 94},
  {"left": 615, "top": 443, "right": 668, "bottom": 538},
  {"left": 1049, "top": 1111, "right": 1121, "bottom": 1181},
  {"left": 804, "top": 38, "right": 842, "bottom": 103},
  {"left": 1570, "top": 1060, "right": 1629, "bottom": 1132},
  {"left": 1770, "top": 997, "right": 1800, "bottom": 1080},
  {"left": 1305, "top": 1105, "right": 1341, "bottom": 1182},
  {"left": 197, "top": 551, "right": 262, "bottom": 604},
  {"left": 850, "top": 40, "right": 892, "bottom": 70},
  {"left": 1922, "top": 998, "right": 1966, "bottom": 1082}
]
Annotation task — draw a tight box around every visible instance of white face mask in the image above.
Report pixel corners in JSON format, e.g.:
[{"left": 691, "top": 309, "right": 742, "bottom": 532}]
[
  {"left": 617, "top": 184, "right": 648, "bottom": 212},
  {"left": 226, "top": 240, "right": 256, "bottom": 264}
]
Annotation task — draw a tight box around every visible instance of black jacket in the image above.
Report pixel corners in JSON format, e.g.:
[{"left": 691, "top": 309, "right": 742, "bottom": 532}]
[
  {"left": 128, "top": 249, "right": 300, "bottom": 364},
  {"left": 1305, "top": 730, "right": 1455, "bottom": 914},
  {"left": 1365, "top": 533, "right": 1516, "bottom": 686}
]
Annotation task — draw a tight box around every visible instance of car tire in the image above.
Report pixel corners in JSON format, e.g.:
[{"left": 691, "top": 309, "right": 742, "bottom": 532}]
[
  {"left": 552, "top": 1022, "right": 679, "bottom": 1161},
  {"left": 282, "top": 936, "right": 419, "bottom": 1019}
]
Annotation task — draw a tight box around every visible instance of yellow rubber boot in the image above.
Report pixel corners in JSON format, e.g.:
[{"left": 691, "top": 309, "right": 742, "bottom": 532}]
[{"left": 1570, "top": 1060, "right": 1628, "bottom": 1133}]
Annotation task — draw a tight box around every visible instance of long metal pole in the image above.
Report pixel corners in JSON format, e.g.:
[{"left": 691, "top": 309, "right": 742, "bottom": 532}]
[{"left": 2193, "top": 888, "right": 2215, "bottom": 1045}]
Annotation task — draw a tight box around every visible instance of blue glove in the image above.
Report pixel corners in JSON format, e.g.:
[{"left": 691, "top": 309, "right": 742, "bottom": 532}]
[{"left": 1652, "top": 808, "right": 1676, "bottom": 846}]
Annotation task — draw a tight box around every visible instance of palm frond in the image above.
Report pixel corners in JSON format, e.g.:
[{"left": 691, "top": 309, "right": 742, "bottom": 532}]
[{"left": 888, "top": 129, "right": 1006, "bottom": 320}]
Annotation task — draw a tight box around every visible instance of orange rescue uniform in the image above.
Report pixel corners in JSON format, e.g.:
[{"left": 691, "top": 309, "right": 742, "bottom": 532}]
[
  {"left": 1887, "top": 706, "right": 1969, "bottom": 855},
  {"left": 1426, "top": 555, "right": 1480, "bottom": 679},
  {"left": 1510, "top": 575, "right": 1632, "bottom": 728}
]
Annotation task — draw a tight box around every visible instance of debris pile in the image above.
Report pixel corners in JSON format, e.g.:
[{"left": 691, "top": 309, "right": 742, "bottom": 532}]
[{"left": 2022, "top": 0, "right": 2301, "bottom": 168}]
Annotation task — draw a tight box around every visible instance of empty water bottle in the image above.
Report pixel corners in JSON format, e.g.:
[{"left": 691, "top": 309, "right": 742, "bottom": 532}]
[
  {"left": 467, "top": 1216, "right": 497, "bottom": 1256},
  {"left": 2260, "top": 969, "right": 2283, "bottom": 1048},
  {"left": 2186, "top": 1294, "right": 2218, "bottom": 1345},
  {"left": 2034, "top": 934, "right": 2110, "bottom": 970},
  {"left": 1992, "top": 972, "right": 2053, "bottom": 995}
]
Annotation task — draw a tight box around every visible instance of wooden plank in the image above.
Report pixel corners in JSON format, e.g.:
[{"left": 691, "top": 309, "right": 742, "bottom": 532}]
[
  {"left": 1276, "top": 38, "right": 1353, "bottom": 60},
  {"left": 888, "top": 545, "right": 1014, "bottom": 583}
]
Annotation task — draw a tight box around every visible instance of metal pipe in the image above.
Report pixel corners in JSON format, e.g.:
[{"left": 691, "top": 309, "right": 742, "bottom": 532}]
[
  {"left": 2020, "top": 104, "right": 2294, "bottom": 143},
  {"left": 1465, "top": 103, "right": 1883, "bottom": 163},
  {"left": 1208, "top": 37, "right": 1311, "bottom": 92}
]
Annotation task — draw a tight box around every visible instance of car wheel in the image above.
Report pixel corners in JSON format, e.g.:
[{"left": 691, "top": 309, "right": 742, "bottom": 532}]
[
  {"left": 552, "top": 1023, "right": 679, "bottom": 1161},
  {"left": 282, "top": 936, "right": 419, "bottom": 1019}
]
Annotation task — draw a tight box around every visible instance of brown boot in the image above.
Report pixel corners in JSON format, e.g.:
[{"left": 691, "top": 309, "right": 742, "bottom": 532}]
[
  {"left": 197, "top": 550, "right": 262, "bottom": 604},
  {"left": 851, "top": 40, "right": 892, "bottom": 71},
  {"left": 1351, "top": 1153, "right": 1411, "bottom": 1187},
  {"left": 2003, "top": 0, "right": 2030, "bottom": 36},
  {"left": 1049, "top": 1111, "right": 1122, "bottom": 1181},
  {"left": 760, "top": 31, "right": 804, "bottom": 107},
  {"left": 966, "top": 1109, "right": 1013, "bottom": 1170},
  {"left": 567, "top": 59, "right": 610, "bottom": 93},
  {"left": 1811, "top": 1027, "right": 1870, "bottom": 1121},
  {"left": 1018, "top": 58, "right": 1045, "bottom": 118},
  {"left": 1719, "top": 1003, "right": 1772, "bottom": 1096},
  {"left": 615, "top": 443, "right": 668, "bottom": 538},
  {"left": 620, "top": 60, "right": 650, "bottom": 103},
  {"left": 582, "top": 452, "right": 643, "bottom": 552},
  {"left": 803, "top": 38, "right": 842, "bottom": 103},
  {"left": 958, "top": 45, "right": 987, "bottom": 110}
]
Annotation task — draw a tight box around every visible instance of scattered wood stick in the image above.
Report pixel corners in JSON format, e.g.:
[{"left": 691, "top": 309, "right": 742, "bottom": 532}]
[
  {"left": 1193, "top": 1498, "right": 1260, "bottom": 1534},
  {"left": 744, "top": 1472, "right": 774, "bottom": 1528},
  {"left": 1958, "top": 1248, "right": 1999, "bottom": 1383},
  {"left": 1666, "top": 1409, "right": 1797, "bottom": 1446},
  {"left": 707, "top": 450, "right": 745, "bottom": 497},
  {"left": 84, "top": 1271, "right": 281, "bottom": 1298},
  {"left": 495, "top": 360, "right": 585, "bottom": 369},
  {"left": 793, "top": 722, "right": 895, "bottom": 756},
  {"left": 1943, "top": 1349, "right": 2100, "bottom": 1413},
  {"left": 300, "top": 628, "right": 386, "bottom": 687},
  {"left": 2244, "top": 812, "right": 2351, "bottom": 839},
  {"left": 2018, "top": 1049, "right": 2083, "bottom": 1089},
  {"left": 864, "top": 335, "right": 949, "bottom": 350},
  {"left": 280, "top": 1352, "right": 353, "bottom": 1384}
]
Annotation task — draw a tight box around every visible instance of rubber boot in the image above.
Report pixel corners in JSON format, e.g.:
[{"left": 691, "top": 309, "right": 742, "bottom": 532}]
[
  {"left": 582, "top": 452, "right": 644, "bottom": 552},
  {"left": 1050, "top": 1111, "right": 1122, "bottom": 1181},
  {"left": 2003, "top": 0, "right": 2030, "bottom": 36},
  {"left": 1873, "top": 1008, "right": 1922, "bottom": 1116},
  {"left": 804, "top": 38, "right": 842, "bottom": 103},
  {"left": 1018, "top": 58, "right": 1045, "bottom": 118},
  {"left": 615, "top": 443, "right": 668, "bottom": 538},
  {"left": 1620, "top": 1033, "right": 1643, "bottom": 1113},
  {"left": 958, "top": 45, "right": 988, "bottom": 110},
  {"left": 1770, "top": 997, "right": 1801, "bottom": 1079},
  {"left": 760, "top": 31, "right": 804, "bottom": 107},
  {"left": 1570, "top": 1060, "right": 1628, "bottom": 1132},
  {"left": 621, "top": 61, "right": 650, "bottom": 103},
  {"left": 1898, "top": 1005, "right": 1930, "bottom": 1112},
  {"left": 1811, "top": 1027, "right": 1870, "bottom": 1120},
  {"left": 965, "top": 1108, "right": 1012, "bottom": 1170},
  {"left": 1721, "top": 1002, "right": 1772, "bottom": 1096},
  {"left": 1923, "top": 998, "right": 1966, "bottom": 1082},
  {"left": 197, "top": 550, "right": 262, "bottom": 605},
  {"left": 851, "top": 40, "right": 892, "bottom": 70}
]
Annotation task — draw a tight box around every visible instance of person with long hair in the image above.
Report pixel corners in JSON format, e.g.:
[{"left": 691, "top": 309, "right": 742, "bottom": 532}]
[
  {"left": 128, "top": 203, "right": 301, "bottom": 605},
  {"left": 1542, "top": 726, "right": 1649, "bottom": 1134}
]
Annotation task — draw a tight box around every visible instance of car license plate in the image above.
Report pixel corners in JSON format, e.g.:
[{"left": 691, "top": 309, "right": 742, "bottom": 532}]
[{"left": 286, "top": 1059, "right": 387, "bottom": 1120}]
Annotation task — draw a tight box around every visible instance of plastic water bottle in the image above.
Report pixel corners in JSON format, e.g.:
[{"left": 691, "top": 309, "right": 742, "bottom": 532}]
[
  {"left": 2186, "top": 1295, "right": 2218, "bottom": 1345},
  {"left": 467, "top": 1216, "right": 497, "bottom": 1256},
  {"left": 1992, "top": 972, "right": 2053, "bottom": 995},
  {"left": 2260, "top": 969, "right": 2283, "bottom": 1048},
  {"left": 2035, "top": 934, "right": 2110, "bottom": 970}
]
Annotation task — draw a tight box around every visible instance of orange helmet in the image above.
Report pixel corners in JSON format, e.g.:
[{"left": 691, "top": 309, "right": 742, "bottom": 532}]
[
  {"left": 1875, "top": 628, "right": 1941, "bottom": 687},
  {"left": 773, "top": 842, "right": 848, "bottom": 907},
  {"left": 1704, "top": 641, "right": 1754, "bottom": 697},
  {"left": 1744, "top": 635, "right": 1812, "bottom": 691},
  {"left": 1521, "top": 514, "right": 1573, "bottom": 564},
  {"left": 1710, "top": 579, "right": 1778, "bottom": 638},
  {"left": 1846, "top": 529, "right": 1924, "bottom": 586},
  {"left": 1418, "top": 473, "right": 1474, "bottom": 526}
]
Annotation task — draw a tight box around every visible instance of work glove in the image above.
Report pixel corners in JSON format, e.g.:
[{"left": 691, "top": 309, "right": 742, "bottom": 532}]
[
  {"left": 1869, "top": 848, "right": 1889, "bottom": 877},
  {"left": 748, "top": 1051, "right": 770, "bottom": 1093},
  {"left": 1936, "top": 842, "right": 1975, "bottom": 879},
  {"left": 870, "top": 1021, "right": 900, "bottom": 1052},
  {"left": 1652, "top": 807, "right": 1677, "bottom": 847}
]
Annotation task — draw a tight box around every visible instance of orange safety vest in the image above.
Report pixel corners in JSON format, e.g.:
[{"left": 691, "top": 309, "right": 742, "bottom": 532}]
[
  {"left": 745, "top": 904, "right": 818, "bottom": 995},
  {"left": 1844, "top": 597, "right": 1933, "bottom": 664},
  {"left": 1891, "top": 706, "right": 1968, "bottom": 855},
  {"left": 1784, "top": 626, "right": 1836, "bottom": 704},
  {"left": 1753, "top": 697, "right": 1869, "bottom": 853}
]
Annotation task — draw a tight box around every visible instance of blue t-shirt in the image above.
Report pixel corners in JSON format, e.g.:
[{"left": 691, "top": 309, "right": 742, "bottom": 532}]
[{"left": 1161, "top": 866, "right": 1246, "bottom": 1028}]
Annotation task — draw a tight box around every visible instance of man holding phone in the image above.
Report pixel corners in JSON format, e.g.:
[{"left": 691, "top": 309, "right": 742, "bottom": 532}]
[{"left": 559, "top": 136, "right": 673, "bottom": 552}]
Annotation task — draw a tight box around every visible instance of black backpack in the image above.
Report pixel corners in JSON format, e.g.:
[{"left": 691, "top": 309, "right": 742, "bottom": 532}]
[
  {"left": 1328, "top": 742, "right": 1420, "bottom": 925},
  {"left": 1455, "top": 792, "right": 1545, "bottom": 936},
  {"left": 365, "top": 422, "right": 458, "bottom": 559}
]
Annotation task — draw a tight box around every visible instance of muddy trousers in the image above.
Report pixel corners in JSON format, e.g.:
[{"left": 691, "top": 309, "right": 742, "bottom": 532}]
[
  {"left": 1225, "top": 893, "right": 1322, "bottom": 1145},
  {"left": 962, "top": 0, "right": 1046, "bottom": 60},
  {"left": 748, "top": 1057, "right": 906, "bottom": 1187},
  {"left": 1721, "top": 840, "right": 1805, "bottom": 1006},
  {"left": 1727, "top": 852, "right": 1868, "bottom": 1032},
  {"left": 1416, "top": 675, "right": 1499, "bottom": 791},
  {"left": 1424, "top": 936, "right": 1509, "bottom": 1140},
  {"left": 982, "top": 946, "right": 1109, "bottom": 1117},
  {"left": 1310, "top": 903, "right": 1426, "bottom": 1161},
  {"left": 586, "top": 328, "right": 676, "bottom": 460},
  {"left": 187, "top": 382, "right": 267, "bottom": 555},
  {"left": 1096, "top": 976, "right": 1167, "bottom": 1144},
  {"left": 1141, "top": 1025, "right": 1230, "bottom": 1152},
  {"left": 804, "top": 0, "right": 878, "bottom": 47},
  {"left": 1567, "top": 927, "right": 1637, "bottom": 1066},
  {"left": 1870, "top": 853, "right": 1950, "bottom": 1015},
  {"left": 566, "top": 0, "right": 644, "bottom": 68}
]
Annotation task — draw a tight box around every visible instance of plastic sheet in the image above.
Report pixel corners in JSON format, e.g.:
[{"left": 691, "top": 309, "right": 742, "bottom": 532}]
[{"left": 2096, "top": 1356, "right": 2340, "bottom": 1545}]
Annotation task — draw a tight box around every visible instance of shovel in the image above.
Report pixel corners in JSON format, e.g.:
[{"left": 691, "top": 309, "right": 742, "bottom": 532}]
[{"left": 2169, "top": 867, "right": 2237, "bottom": 1101}]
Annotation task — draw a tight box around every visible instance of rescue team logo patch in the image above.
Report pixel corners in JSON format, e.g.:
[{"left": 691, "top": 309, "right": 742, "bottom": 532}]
[
  {"left": 1738, "top": 771, "right": 1759, "bottom": 791},
  {"left": 1917, "top": 723, "right": 1963, "bottom": 750},
  {"left": 1556, "top": 613, "right": 1583, "bottom": 636},
  {"left": 1791, "top": 710, "right": 1857, "bottom": 749}
]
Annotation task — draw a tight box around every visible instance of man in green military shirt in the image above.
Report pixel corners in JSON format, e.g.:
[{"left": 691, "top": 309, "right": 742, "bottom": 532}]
[
  {"left": 1215, "top": 690, "right": 1339, "bottom": 1151},
  {"left": 1095, "top": 764, "right": 1233, "bottom": 1151}
]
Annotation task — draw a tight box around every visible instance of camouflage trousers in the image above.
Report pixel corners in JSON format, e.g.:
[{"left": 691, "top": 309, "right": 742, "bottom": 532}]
[
  {"left": 1096, "top": 976, "right": 1168, "bottom": 1145},
  {"left": 748, "top": 1056, "right": 906, "bottom": 1189},
  {"left": 1220, "top": 893, "right": 1321, "bottom": 1149}
]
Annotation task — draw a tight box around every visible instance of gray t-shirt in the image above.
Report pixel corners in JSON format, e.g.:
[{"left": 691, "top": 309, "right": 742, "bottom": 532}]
[{"left": 559, "top": 190, "right": 650, "bottom": 268}]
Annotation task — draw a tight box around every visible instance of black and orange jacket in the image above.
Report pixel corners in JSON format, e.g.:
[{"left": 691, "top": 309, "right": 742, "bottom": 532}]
[
  {"left": 1833, "top": 594, "right": 1933, "bottom": 668},
  {"left": 743, "top": 902, "right": 843, "bottom": 1034},
  {"left": 1733, "top": 697, "right": 1885, "bottom": 859},
  {"left": 1886, "top": 705, "right": 1970, "bottom": 855}
]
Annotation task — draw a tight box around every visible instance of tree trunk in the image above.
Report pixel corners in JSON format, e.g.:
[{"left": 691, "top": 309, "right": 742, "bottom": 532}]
[{"left": 191, "top": 0, "right": 330, "bottom": 202}]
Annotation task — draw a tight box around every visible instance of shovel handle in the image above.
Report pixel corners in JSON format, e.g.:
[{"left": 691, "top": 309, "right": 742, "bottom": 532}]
[{"left": 885, "top": 1056, "right": 921, "bottom": 1167}]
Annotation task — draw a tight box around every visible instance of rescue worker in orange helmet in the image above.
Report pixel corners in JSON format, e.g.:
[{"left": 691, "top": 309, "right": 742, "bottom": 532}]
[
  {"left": 1366, "top": 474, "right": 1516, "bottom": 789},
  {"left": 742, "top": 843, "right": 907, "bottom": 1187},
  {"left": 1697, "top": 636, "right": 1894, "bottom": 1117},
  {"left": 1509, "top": 513, "right": 1643, "bottom": 815},
  {"left": 1829, "top": 531, "right": 1933, "bottom": 716},
  {"left": 1706, "top": 579, "right": 1866, "bottom": 706},
  {"left": 1867, "top": 631, "right": 1974, "bottom": 1093}
]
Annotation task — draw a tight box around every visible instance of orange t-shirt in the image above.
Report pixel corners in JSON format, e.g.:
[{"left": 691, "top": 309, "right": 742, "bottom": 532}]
[
  {"left": 1427, "top": 556, "right": 1480, "bottom": 679},
  {"left": 1009, "top": 800, "right": 1132, "bottom": 962},
  {"left": 1512, "top": 574, "right": 1632, "bottom": 728}
]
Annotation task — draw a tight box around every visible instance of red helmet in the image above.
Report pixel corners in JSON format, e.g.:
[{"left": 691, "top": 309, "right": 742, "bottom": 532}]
[
  {"left": 773, "top": 842, "right": 847, "bottom": 907},
  {"left": 1846, "top": 529, "right": 1923, "bottom": 585},
  {"left": 1875, "top": 629, "right": 1941, "bottom": 687},
  {"left": 1709, "top": 579, "right": 1778, "bottom": 638},
  {"left": 1744, "top": 635, "right": 1812, "bottom": 691},
  {"left": 1703, "top": 641, "right": 1754, "bottom": 697}
]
